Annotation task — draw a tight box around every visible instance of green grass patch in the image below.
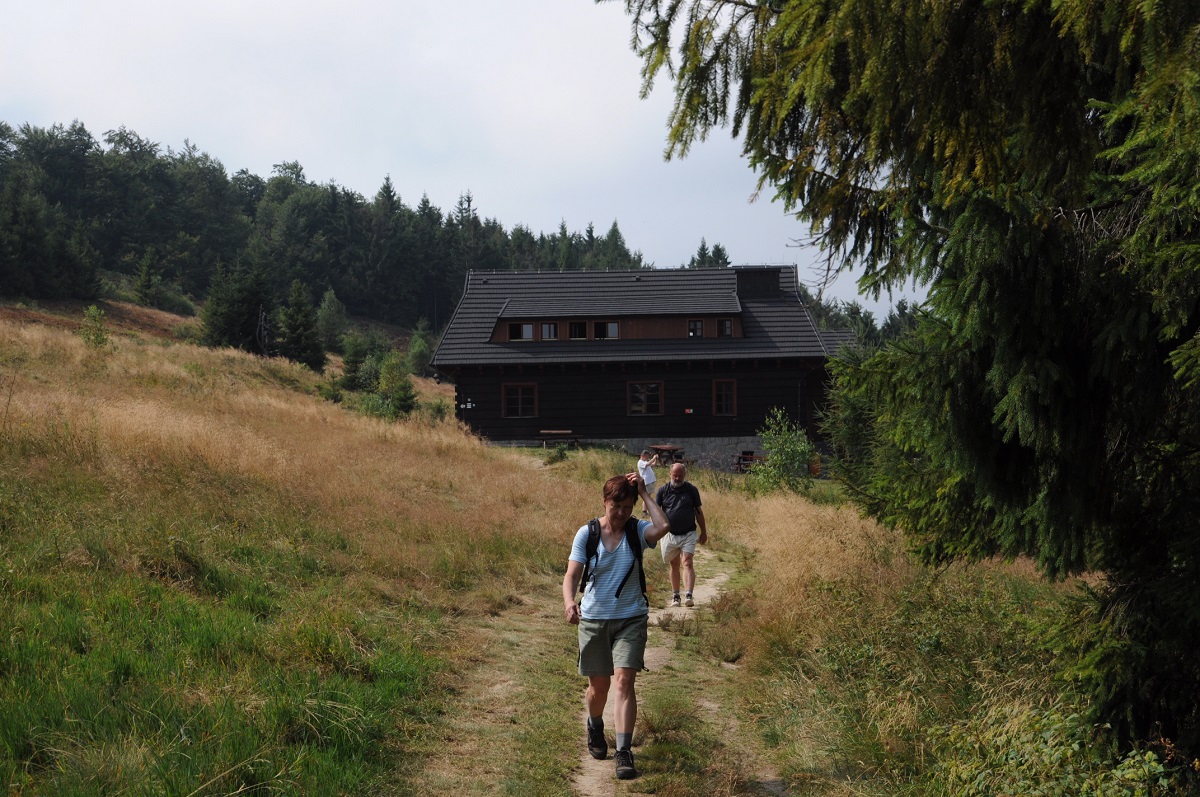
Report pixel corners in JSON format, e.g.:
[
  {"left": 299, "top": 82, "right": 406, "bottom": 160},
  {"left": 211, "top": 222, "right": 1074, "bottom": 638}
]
[
  {"left": 500, "top": 632, "right": 590, "bottom": 797},
  {"left": 0, "top": 450, "right": 447, "bottom": 795},
  {"left": 633, "top": 684, "right": 720, "bottom": 793}
]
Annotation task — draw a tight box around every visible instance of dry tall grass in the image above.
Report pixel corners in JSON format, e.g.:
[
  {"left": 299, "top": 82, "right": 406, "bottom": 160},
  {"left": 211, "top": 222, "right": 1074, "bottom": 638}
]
[
  {"left": 698, "top": 473, "right": 1089, "bottom": 793},
  {"left": 0, "top": 319, "right": 594, "bottom": 603},
  {"left": 698, "top": 486, "right": 903, "bottom": 632}
]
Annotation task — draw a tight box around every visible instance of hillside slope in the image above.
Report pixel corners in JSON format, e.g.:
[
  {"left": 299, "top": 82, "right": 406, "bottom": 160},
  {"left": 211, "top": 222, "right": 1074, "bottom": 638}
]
[{"left": 2, "top": 302, "right": 1133, "bottom": 796}]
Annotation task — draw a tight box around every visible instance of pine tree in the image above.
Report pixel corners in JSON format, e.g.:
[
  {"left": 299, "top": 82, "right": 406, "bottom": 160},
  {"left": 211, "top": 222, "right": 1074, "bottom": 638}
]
[
  {"left": 406, "top": 317, "right": 433, "bottom": 377},
  {"left": 316, "top": 288, "right": 347, "bottom": 353},
  {"left": 133, "top": 251, "right": 161, "bottom": 307},
  {"left": 709, "top": 243, "right": 731, "bottom": 268},
  {"left": 201, "top": 264, "right": 275, "bottom": 355},
  {"left": 274, "top": 280, "right": 324, "bottom": 372},
  {"left": 376, "top": 350, "right": 416, "bottom": 419},
  {"left": 614, "top": 0, "right": 1200, "bottom": 751}
]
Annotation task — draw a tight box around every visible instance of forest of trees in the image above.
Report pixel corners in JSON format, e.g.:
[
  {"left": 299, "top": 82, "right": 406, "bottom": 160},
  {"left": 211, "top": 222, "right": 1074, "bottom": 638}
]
[
  {"left": 0, "top": 119, "right": 660, "bottom": 334},
  {"left": 0, "top": 117, "right": 888, "bottom": 370}
]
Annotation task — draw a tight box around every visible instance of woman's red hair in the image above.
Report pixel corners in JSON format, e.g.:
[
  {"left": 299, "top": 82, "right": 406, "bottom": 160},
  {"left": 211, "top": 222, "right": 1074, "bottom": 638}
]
[{"left": 603, "top": 474, "right": 637, "bottom": 503}]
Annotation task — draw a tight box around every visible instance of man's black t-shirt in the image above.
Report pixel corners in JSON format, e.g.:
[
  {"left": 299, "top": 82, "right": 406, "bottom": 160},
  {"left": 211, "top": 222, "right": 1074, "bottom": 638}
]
[{"left": 655, "top": 481, "right": 702, "bottom": 534}]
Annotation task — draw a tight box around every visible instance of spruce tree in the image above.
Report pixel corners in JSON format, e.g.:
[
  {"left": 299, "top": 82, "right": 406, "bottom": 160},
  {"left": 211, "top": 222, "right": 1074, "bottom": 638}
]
[
  {"left": 610, "top": 0, "right": 1200, "bottom": 751},
  {"left": 376, "top": 350, "right": 416, "bottom": 419},
  {"left": 274, "top": 279, "right": 324, "bottom": 372},
  {"left": 406, "top": 317, "right": 433, "bottom": 377},
  {"left": 709, "top": 243, "right": 731, "bottom": 268},
  {"left": 316, "top": 288, "right": 347, "bottom": 353},
  {"left": 201, "top": 264, "right": 275, "bottom": 355},
  {"left": 133, "top": 251, "right": 161, "bottom": 307},
  {"left": 686, "top": 238, "right": 711, "bottom": 268}
]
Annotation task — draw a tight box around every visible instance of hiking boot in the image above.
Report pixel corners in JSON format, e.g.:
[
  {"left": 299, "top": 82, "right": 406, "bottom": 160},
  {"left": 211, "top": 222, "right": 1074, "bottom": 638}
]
[
  {"left": 587, "top": 722, "right": 607, "bottom": 760},
  {"left": 615, "top": 748, "right": 638, "bottom": 780},
  {"left": 670, "top": 594, "right": 681, "bottom": 608},
  {"left": 684, "top": 593, "right": 694, "bottom": 607}
]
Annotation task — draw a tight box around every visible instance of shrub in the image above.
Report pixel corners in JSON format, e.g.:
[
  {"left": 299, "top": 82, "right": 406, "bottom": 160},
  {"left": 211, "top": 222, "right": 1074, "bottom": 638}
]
[
  {"left": 317, "top": 377, "right": 343, "bottom": 404},
  {"left": 376, "top": 352, "right": 416, "bottom": 419},
  {"left": 929, "top": 697, "right": 1188, "bottom": 796},
  {"left": 78, "top": 305, "right": 109, "bottom": 350},
  {"left": 749, "top": 406, "right": 816, "bottom": 493},
  {"left": 172, "top": 322, "right": 203, "bottom": 344},
  {"left": 407, "top": 333, "right": 432, "bottom": 377},
  {"left": 338, "top": 330, "right": 390, "bottom": 392},
  {"left": 155, "top": 289, "right": 196, "bottom": 317},
  {"left": 417, "top": 398, "right": 450, "bottom": 425},
  {"left": 543, "top": 444, "right": 568, "bottom": 465}
]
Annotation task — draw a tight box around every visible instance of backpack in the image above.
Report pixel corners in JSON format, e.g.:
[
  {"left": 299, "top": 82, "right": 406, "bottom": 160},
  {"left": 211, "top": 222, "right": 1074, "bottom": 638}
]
[{"left": 578, "top": 516, "right": 647, "bottom": 606}]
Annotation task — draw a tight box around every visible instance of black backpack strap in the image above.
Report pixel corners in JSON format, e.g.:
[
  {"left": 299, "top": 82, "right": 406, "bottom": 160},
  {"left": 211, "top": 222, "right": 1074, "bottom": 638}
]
[
  {"left": 613, "top": 517, "right": 648, "bottom": 606},
  {"left": 578, "top": 518, "right": 601, "bottom": 595}
]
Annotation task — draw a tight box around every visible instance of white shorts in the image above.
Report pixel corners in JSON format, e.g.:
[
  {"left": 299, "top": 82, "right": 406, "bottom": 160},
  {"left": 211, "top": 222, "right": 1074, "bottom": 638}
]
[{"left": 661, "top": 530, "right": 697, "bottom": 563}]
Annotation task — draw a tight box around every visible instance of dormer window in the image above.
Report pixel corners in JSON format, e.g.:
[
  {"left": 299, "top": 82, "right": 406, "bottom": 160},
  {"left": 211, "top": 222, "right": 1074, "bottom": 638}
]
[
  {"left": 688, "top": 319, "right": 704, "bottom": 338},
  {"left": 541, "top": 322, "right": 558, "bottom": 340},
  {"left": 716, "top": 319, "right": 733, "bottom": 337},
  {"left": 509, "top": 322, "right": 533, "bottom": 341},
  {"left": 593, "top": 321, "right": 619, "bottom": 340},
  {"left": 569, "top": 321, "right": 587, "bottom": 340}
]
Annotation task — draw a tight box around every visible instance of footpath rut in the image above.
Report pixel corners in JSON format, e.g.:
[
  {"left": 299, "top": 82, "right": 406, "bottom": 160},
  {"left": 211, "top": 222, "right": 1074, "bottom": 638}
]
[{"left": 408, "top": 547, "right": 789, "bottom": 796}]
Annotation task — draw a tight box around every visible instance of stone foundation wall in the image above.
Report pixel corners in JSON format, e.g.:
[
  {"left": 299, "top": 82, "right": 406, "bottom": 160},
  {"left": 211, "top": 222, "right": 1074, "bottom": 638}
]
[{"left": 503, "top": 436, "right": 765, "bottom": 472}]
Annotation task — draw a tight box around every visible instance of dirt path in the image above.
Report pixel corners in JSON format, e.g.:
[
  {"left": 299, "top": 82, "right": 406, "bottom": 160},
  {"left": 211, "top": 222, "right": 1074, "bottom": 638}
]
[
  {"left": 572, "top": 547, "right": 787, "bottom": 797},
  {"left": 408, "top": 547, "right": 789, "bottom": 796},
  {"left": 571, "top": 551, "right": 729, "bottom": 795}
]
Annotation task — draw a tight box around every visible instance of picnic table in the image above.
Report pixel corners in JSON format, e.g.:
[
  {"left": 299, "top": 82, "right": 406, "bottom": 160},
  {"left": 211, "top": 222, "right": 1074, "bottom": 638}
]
[{"left": 648, "top": 443, "right": 684, "bottom": 463}]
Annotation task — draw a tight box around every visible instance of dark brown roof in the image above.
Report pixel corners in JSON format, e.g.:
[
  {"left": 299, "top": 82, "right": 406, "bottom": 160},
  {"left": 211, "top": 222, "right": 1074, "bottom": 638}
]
[{"left": 432, "top": 266, "right": 833, "bottom": 368}]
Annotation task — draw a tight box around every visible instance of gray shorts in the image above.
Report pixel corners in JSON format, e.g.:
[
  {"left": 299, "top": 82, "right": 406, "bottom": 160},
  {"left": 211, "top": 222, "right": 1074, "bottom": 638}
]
[
  {"left": 577, "top": 614, "right": 649, "bottom": 676},
  {"left": 661, "top": 530, "right": 698, "bottom": 562}
]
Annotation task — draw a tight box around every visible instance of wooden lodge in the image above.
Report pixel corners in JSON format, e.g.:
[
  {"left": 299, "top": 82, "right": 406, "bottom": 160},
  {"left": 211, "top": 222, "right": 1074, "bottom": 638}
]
[{"left": 430, "top": 265, "right": 850, "bottom": 465}]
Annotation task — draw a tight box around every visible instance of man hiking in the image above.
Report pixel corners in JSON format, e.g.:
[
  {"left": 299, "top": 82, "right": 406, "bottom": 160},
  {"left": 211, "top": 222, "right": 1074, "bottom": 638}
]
[
  {"left": 655, "top": 463, "right": 708, "bottom": 608},
  {"left": 562, "top": 471, "right": 670, "bottom": 780}
]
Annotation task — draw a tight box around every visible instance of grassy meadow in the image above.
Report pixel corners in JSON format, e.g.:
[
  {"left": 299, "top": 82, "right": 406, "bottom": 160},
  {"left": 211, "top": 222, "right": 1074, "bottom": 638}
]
[
  {"left": 0, "top": 302, "right": 1185, "bottom": 796},
  {"left": 0, "top": 306, "right": 582, "bottom": 794}
]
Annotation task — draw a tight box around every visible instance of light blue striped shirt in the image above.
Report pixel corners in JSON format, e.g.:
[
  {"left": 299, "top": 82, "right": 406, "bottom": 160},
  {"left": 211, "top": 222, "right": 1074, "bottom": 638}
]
[{"left": 570, "top": 519, "right": 656, "bottom": 620}]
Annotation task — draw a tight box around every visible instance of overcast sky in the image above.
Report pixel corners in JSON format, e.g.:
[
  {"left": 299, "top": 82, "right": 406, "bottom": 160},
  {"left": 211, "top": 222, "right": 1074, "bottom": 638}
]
[{"left": 3, "top": 0, "right": 923, "bottom": 315}]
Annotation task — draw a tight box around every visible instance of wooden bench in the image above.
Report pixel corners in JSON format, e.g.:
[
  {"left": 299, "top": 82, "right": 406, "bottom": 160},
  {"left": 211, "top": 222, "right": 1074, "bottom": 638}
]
[{"left": 539, "top": 430, "right": 578, "bottom": 448}]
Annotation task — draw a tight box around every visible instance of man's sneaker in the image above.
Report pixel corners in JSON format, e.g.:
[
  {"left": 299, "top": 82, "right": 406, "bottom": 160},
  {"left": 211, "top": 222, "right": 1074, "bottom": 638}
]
[
  {"left": 684, "top": 593, "right": 694, "bottom": 607},
  {"left": 587, "top": 722, "right": 607, "bottom": 760},
  {"left": 670, "top": 594, "right": 681, "bottom": 608},
  {"left": 615, "top": 748, "right": 638, "bottom": 780}
]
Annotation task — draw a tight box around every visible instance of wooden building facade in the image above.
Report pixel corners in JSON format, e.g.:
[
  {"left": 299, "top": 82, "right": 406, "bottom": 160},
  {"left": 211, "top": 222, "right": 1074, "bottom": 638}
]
[{"left": 432, "top": 266, "right": 844, "bottom": 449}]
